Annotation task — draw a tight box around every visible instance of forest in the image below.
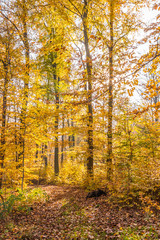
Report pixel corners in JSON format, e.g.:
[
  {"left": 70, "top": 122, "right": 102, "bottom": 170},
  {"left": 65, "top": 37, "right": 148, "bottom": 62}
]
[{"left": 0, "top": 0, "right": 160, "bottom": 239}]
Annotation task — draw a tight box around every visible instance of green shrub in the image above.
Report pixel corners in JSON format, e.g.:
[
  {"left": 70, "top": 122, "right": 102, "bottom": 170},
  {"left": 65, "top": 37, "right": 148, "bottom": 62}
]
[{"left": 0, "top": 188, "right": 48, "bottom": 218}]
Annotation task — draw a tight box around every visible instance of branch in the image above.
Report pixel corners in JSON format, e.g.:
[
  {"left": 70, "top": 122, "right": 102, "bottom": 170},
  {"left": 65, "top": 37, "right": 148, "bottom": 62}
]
[
  {"left": 132, "top": 52, "right": 160, "bottom": 76},
  {"left": 113, "top": 23, "right": 142, "bottom": 48},
  {"left": 58, "top": 1, "right": 81, "bottom": 17},
  {"left": 113, "top": 32, "right": 130, "bottom": 48},
  {"left": 68, "top": 0, "right": 82, "bottom": 17},
  {"left": 0, "top": 11, "right": 24, "bottom": 44},
  {"left": 74, "top": 42, "right": 85, "bottom": 69}
]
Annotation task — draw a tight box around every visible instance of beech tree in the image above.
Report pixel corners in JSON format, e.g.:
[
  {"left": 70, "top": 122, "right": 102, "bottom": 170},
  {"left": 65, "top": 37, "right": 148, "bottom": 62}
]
[
  {"left": 1, "top": 0, "right": 32, "bottom": 189},
  {"left": 52, "top": 0, "right": 95, "bottom": 177},
  {"left": 0, "top": 20, "right": 12, "bottom": 189},
  {"left": 91, "top": 0, "right": 149, "bottom": 181}
]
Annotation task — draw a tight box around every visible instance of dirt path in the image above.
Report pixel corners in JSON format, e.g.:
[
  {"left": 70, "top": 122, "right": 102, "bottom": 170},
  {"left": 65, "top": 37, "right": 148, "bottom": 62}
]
[{"left": 0, "top": 185, "right": 160, "bottom": 239}]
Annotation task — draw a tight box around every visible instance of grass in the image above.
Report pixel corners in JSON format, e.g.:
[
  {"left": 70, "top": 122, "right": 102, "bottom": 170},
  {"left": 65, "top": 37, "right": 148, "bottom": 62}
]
[{"left": 116, "top": 226, "right": 159, "bottom": 240}]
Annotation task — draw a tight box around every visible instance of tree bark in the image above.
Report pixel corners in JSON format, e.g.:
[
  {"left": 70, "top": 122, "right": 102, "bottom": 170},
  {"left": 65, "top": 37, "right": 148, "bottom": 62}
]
[
  {"left": 71, "top": 118, "right": 75, "bottom": 148},
  {"left": 82, "top": 0, "right": 94, "bottom": 177},
  {"left": 107, "top": 0, "right": 114, "bottom": 181},
  {"left": 19, "top": 0, "right": 30, "bottom": 189},
  {"left": 50, "top": 28, "right": 60, "bottom": 176},
  {"left": 54, "top": 76, "right": 60, "bottom": 176},
  {"left": 61, "top": 116, "right": 65, "bottom": 165},
  {"left": 0, "top": 52, "right": 9, "bottom": 189}
]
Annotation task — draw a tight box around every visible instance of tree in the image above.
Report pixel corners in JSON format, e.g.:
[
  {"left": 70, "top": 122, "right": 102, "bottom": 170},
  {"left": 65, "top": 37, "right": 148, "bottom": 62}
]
[
  {"left": 0, "top": 20, "right": 12, "bottom": 189},
  {"left": 93, "top": 0, "right": 147, "bottom": 181},
  {"left": 18, "top": 0, "right": 30, "bottom": 189},
  {"left": 49, "top": 0, "right": 95, "bottom": 177},
  {"left": 82, "top": 0, "right": 94, "bottom": 177}
]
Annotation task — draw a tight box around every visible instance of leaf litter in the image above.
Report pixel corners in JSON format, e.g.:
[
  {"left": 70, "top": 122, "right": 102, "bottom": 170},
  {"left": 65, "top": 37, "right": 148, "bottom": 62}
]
[{"left": 0, "top": 185, "right": 159, "bottom": 239}]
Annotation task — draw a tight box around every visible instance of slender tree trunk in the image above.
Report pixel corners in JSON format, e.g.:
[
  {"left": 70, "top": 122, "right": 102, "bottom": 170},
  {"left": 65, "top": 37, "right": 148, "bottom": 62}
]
[
  {"left": 49, "top": 28, "right": 60, "bottom": 175},
  {"left": 82, "top": 0, "right": 94, "bottom": 177},
  {"left": 68, "top": 117, "right": 75, "bottom": 149},
  {"left": 14, "top": 109, "right": 19, "bottom": 163},
  {"left": 42, "top": 143, "right": 48, "bottom": 167},
  {"left": 128, "top": 130, "right": 133, "bottom": 185},
  {"left": 42, "top": 76, "right": 50, "bottom": 168},
  {"left": 54, "top": 76, "right": 60, "bottom": 176},
  {"left": 35, "top": 144, "right": 38, "bottom": 162},
  {"left": 0, "top": 58, "right": 9, "bottom": 189},
  {"left": 126, "top": 115, "right": 133, "bottom": 190},
  {"left": 154, "top": 81, "right": 159, "bottom": 122},
  {"left": 19, "top": 0, "right": 30, "bottom": 189},
  {"left": 0, "top": 25, "right": 11, "bottom": 189},
  {"left": 61, "top": 116, "right": 65, "bottom": 165},
  {"left": 71, "top": 116, "right": 75, "bottom": 148},
  {"left": 21, "top": 139, "right": 25, "bottom": 191},
  {"left": 67, "top": 119, "right": 71, "bottom": 148},
  {"left": 107, "top": 0, "right": 114, "bottom": 181}
]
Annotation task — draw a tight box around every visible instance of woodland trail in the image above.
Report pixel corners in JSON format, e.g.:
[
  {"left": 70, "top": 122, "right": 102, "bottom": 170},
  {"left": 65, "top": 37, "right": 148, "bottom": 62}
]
[{"left": 0, "top": 185, "right": 160, "bottom": 240}]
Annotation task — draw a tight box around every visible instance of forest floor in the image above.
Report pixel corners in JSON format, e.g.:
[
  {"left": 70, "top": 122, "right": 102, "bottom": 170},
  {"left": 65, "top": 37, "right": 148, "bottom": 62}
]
[{"left": 0, "top": 185, "right": 160, "bottom": 240}]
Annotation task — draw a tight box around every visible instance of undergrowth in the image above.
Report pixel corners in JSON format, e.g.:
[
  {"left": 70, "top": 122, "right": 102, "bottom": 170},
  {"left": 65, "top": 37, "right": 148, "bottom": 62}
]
[
  {"left": 116, "top": 226, "right": 159, "bottom": 240},
  {"left": 0, "top": 188, "right": 49, "bottom": 218}
]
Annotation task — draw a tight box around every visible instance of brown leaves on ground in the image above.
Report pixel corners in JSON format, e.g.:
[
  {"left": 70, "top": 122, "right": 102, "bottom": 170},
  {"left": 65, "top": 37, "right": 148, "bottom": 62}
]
[{"left": 0, "top": 185, "right": 160, "bottom": 240}]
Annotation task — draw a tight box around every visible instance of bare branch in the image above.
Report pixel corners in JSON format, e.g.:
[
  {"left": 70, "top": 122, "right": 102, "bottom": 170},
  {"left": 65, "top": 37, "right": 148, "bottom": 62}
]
[
  {"left": 58, "top": 0, "right": 81, "bottom": 17},
  {"left": 68, "top": 0, "right": 82, "bottom": 17}
]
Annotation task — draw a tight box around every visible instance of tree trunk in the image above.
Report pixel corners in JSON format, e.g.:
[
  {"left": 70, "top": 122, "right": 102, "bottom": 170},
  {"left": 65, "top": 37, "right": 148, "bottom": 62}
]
[
  {"left": 14, "top": 110, "right": 19, "bottom": 163},
  {"left": 42, "top": 143, "right": 48, "bottom": 167},
  {"left": 82, "top": 0, "right": 94, "bottom": 177},
  {"left": 19, "top": 0, "right": 30, "bottom": 189},
  {"left": 107, "top": 0, "right": 114, "bottom": 181},
  {"left": 49, "top": 28, "right": 60, "bottom": 176},
  {"left": 0, "top": 56, "right": 9, "bottom": 189},
  {"left": 67, "top": 119, "right": 71, "bottom": 148},
  {"left": 54, "top": 76, "right": 60, "bottom": 176},
  {"left": 71, "top": 118, "right": 75, "bottom": 148},
  {"left": 35, "top": 144, "right": 38, "bottom": 162},
  {"left": 61, "top": 116, "right": 65, "bottom": 165},
  {"left": 154, "top": 81, "right": 159, "bottom": 122}
]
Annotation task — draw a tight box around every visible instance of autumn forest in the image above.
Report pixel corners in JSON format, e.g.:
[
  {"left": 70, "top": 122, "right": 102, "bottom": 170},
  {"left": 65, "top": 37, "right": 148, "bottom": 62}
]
[{"left": 0, "top": 0, "right": 160, "bottom": 239}]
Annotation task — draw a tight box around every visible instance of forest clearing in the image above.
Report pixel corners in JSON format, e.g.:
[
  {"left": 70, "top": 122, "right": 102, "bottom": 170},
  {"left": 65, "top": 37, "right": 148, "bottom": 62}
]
[{"left": 0, "top": 0, "right": 160, "bottom": 239}]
